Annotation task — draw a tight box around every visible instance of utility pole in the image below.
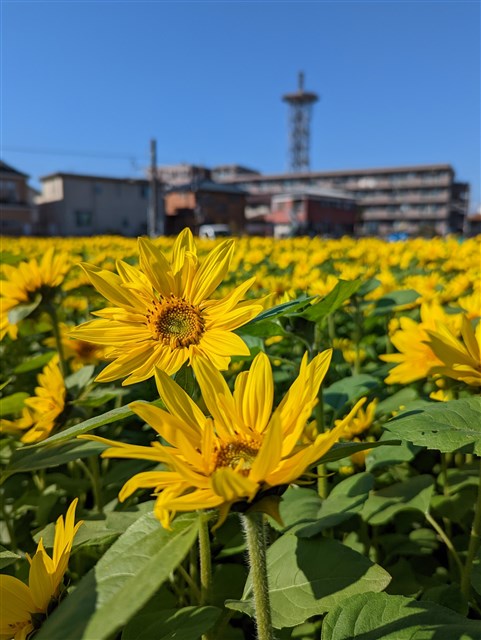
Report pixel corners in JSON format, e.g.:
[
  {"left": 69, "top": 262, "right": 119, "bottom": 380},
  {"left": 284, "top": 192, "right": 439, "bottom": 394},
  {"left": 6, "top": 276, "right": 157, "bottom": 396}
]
[{"left": 148, "top": 138, "right": 157, "bottom": 237}]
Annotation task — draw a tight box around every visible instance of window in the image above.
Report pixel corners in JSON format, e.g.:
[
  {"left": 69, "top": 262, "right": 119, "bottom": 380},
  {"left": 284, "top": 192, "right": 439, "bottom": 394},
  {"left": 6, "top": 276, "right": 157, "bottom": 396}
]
[
  {"left": 0, "top": 180, "right": 18, "bottom": 203},
  {"left": 140, "top": 184, "right": 149, "bottom": 199},
  {"left": 75, "top": 210, "right": 92, "bottom": 227}
]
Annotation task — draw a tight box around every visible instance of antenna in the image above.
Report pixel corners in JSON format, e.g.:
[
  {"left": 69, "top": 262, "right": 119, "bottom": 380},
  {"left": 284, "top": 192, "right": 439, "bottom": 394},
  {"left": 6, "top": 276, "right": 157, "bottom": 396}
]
[{"left": 282, "top": 72, "right": 319, "bottom": 172}]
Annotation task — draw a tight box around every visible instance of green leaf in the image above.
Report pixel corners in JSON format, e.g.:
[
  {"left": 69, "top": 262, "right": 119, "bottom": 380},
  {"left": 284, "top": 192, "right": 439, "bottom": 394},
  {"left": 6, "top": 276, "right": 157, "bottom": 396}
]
[
  {"left": 472, "top": 548, "right": 481, "bottom": 596},
  {"left": 121, "top": 606, "right": 222, "bottom": 640},
  {"left": 385, "top": 397, "right": 481, "bottom": 455},
  {"left": 375, "top": 388, "right": 419, "bottom": 416},
  {"left": 371, "top": 289, "right": 420, "bottom": 315},
  {"left": 14, "top": 351, "right": 56, "bottom": 374},
  {"left": 245, "top": 296, "right": 314, "bottom": 324},
  {"left": 299, "top": 279, "right": 363, "bottom": 322},
  {"left": 173, "top": 363, "right": 196, "bottom": 397},
  {"left": 365, "top": 431, "right": 421, "bottom": 472},
  {"left": 35, "top": 512, "right": 199, "bottom": 640},
  {"left": 226, "top": 536, "right": 391, "bottom": 629},
  {"left": 273, "top": 486, "right": 323, "bottom": 532},
  {"left": 65, "top": 365, "right": 95, "bottom": 391},
  {"left": 0, "top": 545, "right": 21, "bottom": 569},
  {"left": 296, "top": 473, "right": 375, "bottom": 537},
  {"left": 7, "top": 293, "right": 42, "bottom": 324},
  {"left": 0, "top": 392, "right": 28, "bottom": 417},
  {"left": 323, "top": 374, "right": 379, "bottom": 411},
  {"left": 34, "top": 502, "right": 156, "bottom": 548},
  {"left": 27, "top": 398, "right": 164, "bottom": 448},
  {"left": 318, "top": 440, "right": 400, "bottom": 465},
  {"left": 322, "top": 592, "right": 481, "bottom": 640},
  {"left": 237, "top": 319, "right": 287, "bottom": 338},
  {"left": 361, "top": 475, "right": 435, "bottom": 525},
  {"left": 5, "top": 440, "right": 108, "bottom": 475}
]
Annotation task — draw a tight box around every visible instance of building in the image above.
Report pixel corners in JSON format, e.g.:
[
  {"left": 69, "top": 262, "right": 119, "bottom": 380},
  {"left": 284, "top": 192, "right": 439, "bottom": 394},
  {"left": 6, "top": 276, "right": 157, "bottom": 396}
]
[
  {"left": 163, "top": 179, "right": 246, "bottom": 235},
  {"left": 268, "top": 188, "right": 359, "bottom": 237},
  {"left": 0, "top": 161, "right": 38, "bottom": 235},
  {"left": 37, "top": 172, "right": 163, "bottom": 236},
  {"left": 155, "top": 163, "right": 211, "bottom": 187},
  {"left": 217, "top": 163, "right": 469, "bottom": 237},
  {"left": 465, "top": 207, "right": 481, "bottom": 237},
  {"left": 211, "top": 164, "right": 261, "bottom": 181}
]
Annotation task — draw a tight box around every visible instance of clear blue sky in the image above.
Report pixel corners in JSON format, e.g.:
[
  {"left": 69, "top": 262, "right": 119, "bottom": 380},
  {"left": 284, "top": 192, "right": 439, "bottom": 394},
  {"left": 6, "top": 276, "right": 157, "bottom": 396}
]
[{"left": 2, "top": 1, "right": 480, "bottom": 210}]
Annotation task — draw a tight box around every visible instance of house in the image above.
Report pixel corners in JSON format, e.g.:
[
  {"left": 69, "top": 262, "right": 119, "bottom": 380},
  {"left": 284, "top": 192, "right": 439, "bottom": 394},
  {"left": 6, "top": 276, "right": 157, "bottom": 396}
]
[
  {"left": 0, "top": 161, "right": 38, "bottom": 235},
  {"left": 37, "top": 172, "right": 163, "bottom": 236}
]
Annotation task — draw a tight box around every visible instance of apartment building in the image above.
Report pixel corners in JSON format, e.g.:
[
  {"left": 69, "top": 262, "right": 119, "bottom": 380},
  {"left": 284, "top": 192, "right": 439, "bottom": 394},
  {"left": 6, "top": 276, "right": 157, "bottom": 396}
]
[
  {"left": 0, "top": 161, "right": 38, "bottom": 235},
  {"left": 217, "top": 164, "right": 469, "bottom": 237},
  {"left": 37, "top": 172, "right": 163, "bottom": 236}
]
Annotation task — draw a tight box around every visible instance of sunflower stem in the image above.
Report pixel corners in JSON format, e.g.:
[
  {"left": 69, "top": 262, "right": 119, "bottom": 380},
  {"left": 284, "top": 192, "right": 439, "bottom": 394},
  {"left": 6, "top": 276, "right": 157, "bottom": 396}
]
[
  {"left": 241, "top": 512, "right": 274, "bottom": 640},
  {"left": 198, "top": 511, "right": 212, "bottom": 606},
  {"left": 461, "top": 457, "right": 481, "bottom": 600},
  {"left": 45, "top": 303, "right": 68, "bottom": 378},
  {"left": 425, "top": 512, "right": 463, "bottom": 579}
]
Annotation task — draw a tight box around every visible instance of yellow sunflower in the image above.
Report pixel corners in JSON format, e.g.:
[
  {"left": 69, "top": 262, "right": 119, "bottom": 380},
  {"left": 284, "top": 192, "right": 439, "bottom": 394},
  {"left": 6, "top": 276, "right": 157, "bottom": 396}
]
[
  {"left": 379, "top": 302, "right": 460, "bottom": 385},
  {"left": 44, "top": 322, "right": 108, "bottom": 371},
  {"left": 426, "top": 315, "right": 481, "bottom": 387},
  {"left": 69, "top": 229, "right": 263, "bottom": 385},
  {"left": 0, "top": 499, "right": 82, "bottom": 640},
  {"left": 0, "top": 356, "right": 66, "bottom": 443},
  {"left": 0, "top": 248, "right": 70, "bottom": 340},
  {"left": 82, "top": 349, "right": 361, "bottom": 529}
]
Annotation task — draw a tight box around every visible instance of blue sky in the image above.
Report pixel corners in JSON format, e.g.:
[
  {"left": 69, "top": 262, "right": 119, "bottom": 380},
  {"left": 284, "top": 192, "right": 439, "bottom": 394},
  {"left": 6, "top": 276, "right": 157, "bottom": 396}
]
[{"left": 2, "top": 1, "right": 480, "bottom": 210}]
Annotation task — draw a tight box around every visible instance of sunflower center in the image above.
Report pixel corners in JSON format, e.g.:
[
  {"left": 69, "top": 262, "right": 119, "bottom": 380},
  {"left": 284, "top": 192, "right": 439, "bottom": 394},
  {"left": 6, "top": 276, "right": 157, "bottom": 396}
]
[
  {"left": 214, "top": 441, "right": 259, "bottom": 475},
  {"left": 146, "top": 296, "right": 205, "bottom": 348}
]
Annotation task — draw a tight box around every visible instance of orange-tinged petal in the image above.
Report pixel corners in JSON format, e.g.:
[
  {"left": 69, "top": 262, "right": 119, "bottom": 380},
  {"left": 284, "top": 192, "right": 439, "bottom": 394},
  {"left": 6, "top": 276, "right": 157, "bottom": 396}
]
[
  {"left": 238, "top": 352, "right": 273, "bottom": 434},
  {"left": 130, "top": 400, "right": 201, "bottom": 448},
  {"left": 190, "top": 241, "right": 234, "bottom": 305},
  {"left": 79, "top": 263, "right": 133, "bottom": 307},
  {"left": 193, "top": 358, "right": 238, "bottom": 437},
  {"left": 154, "top": 368, "right": 206, "bottom": 435},
  {"left": 137, "top": 237, "right": 176, "bottom": 295},
  {"left": 0, "top": 575, "right": 37, "bottom": 633},
  {"left": 250, "top": 413, "right": 282, "bottom": 483},
  {"left": 119, "top": 471, "right": 182, "bottom": 501},
  {"left": 211, "top": 467, "right": 259, "bottom": 502},
  {"left": 28, "top": 545, "right": 55, "bottom": 611}
]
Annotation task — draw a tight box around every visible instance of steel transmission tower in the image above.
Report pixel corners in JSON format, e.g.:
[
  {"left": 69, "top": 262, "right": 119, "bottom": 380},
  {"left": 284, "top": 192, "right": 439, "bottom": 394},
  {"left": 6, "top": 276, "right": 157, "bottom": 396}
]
[{"left": 282, "top": 72, "right": 319, "bottom": 172}]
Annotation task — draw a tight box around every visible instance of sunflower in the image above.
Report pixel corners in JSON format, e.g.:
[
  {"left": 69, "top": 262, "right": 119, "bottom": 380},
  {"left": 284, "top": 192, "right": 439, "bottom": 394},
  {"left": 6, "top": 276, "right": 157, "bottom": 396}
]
[
  {"left": 379, "top": 302, "right": 461, "bottom": 385},
  {"left": 426, "top": 315, "right": 481, "bottom": 387},
  {"left": 0, "top": 248, "right": 70, "bottom": 340},
  {"left": 0, "top": 499, "right": 82, "bottom": 640},
  {"left": 0, "top": 356, "right": 66, "bottom": 443},
  {"left": 82, "top": 349, "right": 362, "bottom": 529},
  {"left": 44, "top": 322, "right": 107, "bottom": 371},
  {"left": 69, "top": 229, "right": 263, "bottom": 385}
]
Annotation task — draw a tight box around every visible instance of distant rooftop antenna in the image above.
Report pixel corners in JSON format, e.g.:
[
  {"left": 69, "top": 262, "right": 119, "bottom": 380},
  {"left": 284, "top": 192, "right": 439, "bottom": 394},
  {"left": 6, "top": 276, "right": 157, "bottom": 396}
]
[{"left": 282, "top": 72, "right": 319, "bottom": 172}]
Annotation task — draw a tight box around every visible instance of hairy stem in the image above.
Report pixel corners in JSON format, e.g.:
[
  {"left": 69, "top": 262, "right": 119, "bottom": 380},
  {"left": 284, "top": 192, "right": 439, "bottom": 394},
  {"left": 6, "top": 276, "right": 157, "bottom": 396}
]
[{"left": 241, "top": 512, "right": 274, "bottom": 640}]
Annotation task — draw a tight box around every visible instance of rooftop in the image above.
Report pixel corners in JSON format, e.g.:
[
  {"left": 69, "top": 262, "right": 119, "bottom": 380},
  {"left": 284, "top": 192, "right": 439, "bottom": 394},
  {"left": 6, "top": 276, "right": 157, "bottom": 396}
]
[
  {"left": 222, "top": 163, "right": 455, "bottom": 183},
  {"left": 40, "top": 171, "right": 149, "bottom": 184}
]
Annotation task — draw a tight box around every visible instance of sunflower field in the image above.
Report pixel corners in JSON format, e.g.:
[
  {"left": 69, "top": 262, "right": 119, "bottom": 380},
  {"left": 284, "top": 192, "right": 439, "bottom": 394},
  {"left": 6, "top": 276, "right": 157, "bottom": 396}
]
[{"left": 1, "top": 231, "right": 480, "bottom": 640}]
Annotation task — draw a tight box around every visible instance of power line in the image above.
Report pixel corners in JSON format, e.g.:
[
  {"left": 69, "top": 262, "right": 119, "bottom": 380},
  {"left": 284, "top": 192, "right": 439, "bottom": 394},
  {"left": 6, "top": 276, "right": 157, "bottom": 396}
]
[{"left": 2, "top": 146, "right": 148, "bottom": 161}]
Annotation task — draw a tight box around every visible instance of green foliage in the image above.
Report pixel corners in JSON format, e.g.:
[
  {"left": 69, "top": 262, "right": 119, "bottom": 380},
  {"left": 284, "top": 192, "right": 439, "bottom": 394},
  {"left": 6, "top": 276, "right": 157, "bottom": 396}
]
[
  {"left": 385, "top": 398, "right": 481, "bottom": 454},
  {"left": 322, "top": 592, "right": 481, "bottom": 639},
  {"left": 121, "top": 606, "right": 222, "bottom": 640},
  {"left": 227, "top": 534, "right": 391, "bottom": 629},
  {"left": 35, "top": 513, "right": 199, "bottom": 640}
]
